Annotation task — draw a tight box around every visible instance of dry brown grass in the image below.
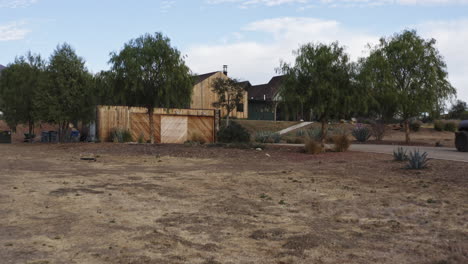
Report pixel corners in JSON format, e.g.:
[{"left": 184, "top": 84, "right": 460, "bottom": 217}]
[
  {"left": 332, "top": 134, "right": 351, "bottom": 152},
  {"left": 0, "top": 144, "right": 466, "bottom": 264},
  {"left": 190, "top": 132, "right": 206, "bottom": 144},
  {"left": 304, "top": 139, "right": 323, "bottom": 154}
]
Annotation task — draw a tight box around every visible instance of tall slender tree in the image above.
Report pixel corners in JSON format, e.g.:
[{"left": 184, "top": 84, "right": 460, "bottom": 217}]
[
  {"left": 109, "top": 32, "right": 193, "bottom": 144},
  {"left": 279, "top": 42, "right": 361, "bottom": 145},
  {"left": 361, "top": 30, "right": 456, "bottom": 143},
  {"left": 0, "top": 52, "right": 44, "bottom": 138},
  {"left": 211, "top": 77, "right": 245, "bottom": 126},
  {"left": 35, "top": 43, "right": 95, "bottom": 142}
]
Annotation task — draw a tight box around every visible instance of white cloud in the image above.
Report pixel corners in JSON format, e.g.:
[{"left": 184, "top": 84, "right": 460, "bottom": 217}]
[
  {"left": 0, "top": 21, "right": 30, "bottom": 41},
  {"left": 206, "top": 0, "right": 307, "bottom": 8},
  {"left": 207, "top": 0, "right": 468, "bottom": 8},
  {"left": 185, "top": 16, "right": 468, "bottom": 102},
  {"left": 160, "top": 0, "right": 176, "bottom": 12},
  {"left": 0, "top": 0, "right": 38, "bottom": 8},
  {"left": 320, "top": 0, "right": 468, "bottom": 7},
  {"left": 185, "top": 17, "right": 376, "bottom": 84},
  {"left": 416, "top": 19, "right": 468, "bottom": 101}
]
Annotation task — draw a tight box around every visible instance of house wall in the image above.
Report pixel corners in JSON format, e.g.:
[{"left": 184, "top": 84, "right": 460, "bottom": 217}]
[
  {"left": 191, "top": 72, "right": 249, "bottom": 119},
  {"left": 248, "top": 101, "right": 275, "bottom": 121}
]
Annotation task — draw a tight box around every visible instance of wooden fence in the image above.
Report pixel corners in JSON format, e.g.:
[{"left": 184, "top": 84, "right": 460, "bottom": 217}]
[{"left": 97, "top": 106, "right": 219, "bottom": 144}]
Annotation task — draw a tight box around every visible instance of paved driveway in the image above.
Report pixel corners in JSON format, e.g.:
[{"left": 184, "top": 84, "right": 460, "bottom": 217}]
[
  {"left": 275, "top": 143, "right": 468, "bottom": 162},
  {"left": 349, "top": 144, "right": 468, "bottom": 163}
]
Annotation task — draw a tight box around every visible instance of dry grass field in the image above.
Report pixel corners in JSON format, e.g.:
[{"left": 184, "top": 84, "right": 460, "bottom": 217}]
[{"left": 0, "top": 143, "right": 467, "bottom": 264}]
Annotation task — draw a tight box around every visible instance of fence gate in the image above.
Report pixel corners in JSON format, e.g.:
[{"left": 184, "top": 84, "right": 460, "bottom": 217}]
[{"left": 97, "top": 106, "right": 217, "bottom": 144}]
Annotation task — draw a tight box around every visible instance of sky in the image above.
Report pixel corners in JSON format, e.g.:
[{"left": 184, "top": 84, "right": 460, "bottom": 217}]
[{"left": 1, "top": 0, "right": 467, "bottom": 103}]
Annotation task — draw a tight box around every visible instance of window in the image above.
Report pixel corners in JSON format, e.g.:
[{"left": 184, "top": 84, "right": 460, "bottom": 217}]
[{"left": 237, "top": 104, "right": 244, "bottom": 112}]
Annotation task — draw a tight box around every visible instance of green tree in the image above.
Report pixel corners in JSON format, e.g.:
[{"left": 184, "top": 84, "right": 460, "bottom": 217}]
[
  {"left": 357, "top": 49, "right": 398, "bottom": 121},
  {"left": 0, "top": 52, "right": 44, "bottom": 138},
  {"left": 363, "top": 30, "right": 456, "bottom": 143},
  {"left": 448, "top": 100, "right": 467, "bottom": 119},
  {"left": 109, "top": 32, "right": 193, "bottom": 144},
  {"left": 35, "top": 43, "right": 95, "bottom": 142},
  {"left": 279, "top": 42, "right": 360, "bottom": 145},
  {"left": 211, "top": 77, "right": 245, "bottom": 126}
]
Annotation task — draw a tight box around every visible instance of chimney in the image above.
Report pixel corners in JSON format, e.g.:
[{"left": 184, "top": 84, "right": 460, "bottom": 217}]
[{"left": 223, "top": 65, "right": 228, "bottom": 76}]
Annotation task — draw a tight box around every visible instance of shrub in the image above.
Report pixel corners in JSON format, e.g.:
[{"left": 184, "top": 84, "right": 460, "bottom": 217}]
[
  {"left": 217, "top": 122, "right": 250, "bottom": 143},
  {"left": 190, "top": 132, "right": 206, "bottom": 144},
  {"left": 294, "top": 138, "right": 304, "bottom": 144},
  {"left": 407, "top": 149, "right": 429, "bottom": 169},
  {"left": 110, "top": 128, "right": 133, "bottom": 143},
  {"left": 332, "top": 135, "right": 350, "bottom": 152},
  {"left": 393, "top": 147, "right": 408, "bottom": 161},
  {"left": 270, "top": 133, "right": 282, "bottom": 143},
  {"left": 306, "top": 127, "right": 322, "bottom": 141},
  {"left": 444, "top": 121, "right": 457, "bottom": 132},
  {"left": 296, "top": 130, "right": 306, "bottom": 137},
  {"left": 304, "top": 140, "right": 323, "bottom": 154},
  {"left": 410, "top": 120, "right": 422, "bottom": 132},
  {"left": 305, "top": 127, "right": 337, "bottom": 142},
  {"left": 254, "top": 131, "right": 281, "bottom": 143},
  {"left": 352, "top": 126, "right": 371, "bottom": 142},
  {"left": 434, "top": 120, "right": 444, "bottom": 131},
  {"left": 137, "top": 133, "right": 145, "bottom": 144},
  {"left": 371, "top": 122, "right": 386, "bottom": 141}
]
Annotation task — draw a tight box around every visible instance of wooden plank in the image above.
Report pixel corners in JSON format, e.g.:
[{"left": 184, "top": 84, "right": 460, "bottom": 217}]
[
  {"left": 161, "top": 116, "right": 188, "bottom": 144},
  {"left": 188, "top": 116, "right": 214, "bottom": 143},
  {"left": 130, "top": 113, "right": 161, "bottom": 143}
]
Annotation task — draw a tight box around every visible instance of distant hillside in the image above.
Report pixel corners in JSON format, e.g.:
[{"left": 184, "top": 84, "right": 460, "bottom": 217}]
[{"left": 0, "top": 64, "right": 5, "bottom": 71}]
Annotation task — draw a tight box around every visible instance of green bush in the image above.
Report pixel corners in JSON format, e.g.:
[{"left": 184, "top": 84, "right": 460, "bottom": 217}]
[
  {"left": 444, "top": 122, "right": 457, "bottom": 132},
  {"left": 217, "top": 122, "right": 250, "bottom": 143},
  {"left": 110, "top": 128, "right": 133, "bottom": 143},
  {"left": 352, "top": 126, "right": 371, "bottom": 142},
  {"left": 410, "top": 120, "right": 422, "bottom": 132},
  {"left": 254, "top": 131, "right": 281, "bottom": 143},
  {"left": 434, "top": 120, "right": 444, "bottom": 131}
]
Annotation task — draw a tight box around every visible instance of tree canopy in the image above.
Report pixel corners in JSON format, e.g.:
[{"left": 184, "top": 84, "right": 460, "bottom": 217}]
[
  {"left": 109, "top": 32, "right": 193, "bottom": 143},
  {"left": 35, "top": 43, "right": 95, "bottom": 141},
  {"left": 360, "top": 30, "right": 456, "bottom": 143},
  {"left": 0, "top": 52, "right": 44, "bottom": 136},
  {"left": 279, "top": 42, "right": 361, "bottom": 144},
  {"left": 211, "top": 77, "right": 245, "bottom": 126}
]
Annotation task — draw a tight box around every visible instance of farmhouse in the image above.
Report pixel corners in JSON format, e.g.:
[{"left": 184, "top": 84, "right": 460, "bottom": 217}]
[
  {"left": 191, "top": 67, "right": 249, "bottom": 119},
  {"left": 248, "top": 75, "right": 284, "bottom": 121}
]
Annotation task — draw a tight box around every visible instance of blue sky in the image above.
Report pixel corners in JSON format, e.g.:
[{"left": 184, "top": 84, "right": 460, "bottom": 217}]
[{"left": 1, "top": 0, "right": 468, "bottom": 102}]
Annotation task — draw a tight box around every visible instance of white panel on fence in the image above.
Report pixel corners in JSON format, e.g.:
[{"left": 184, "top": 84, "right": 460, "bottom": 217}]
[{"left": 161, "top": 116, "right": 188, "bottom": 144}]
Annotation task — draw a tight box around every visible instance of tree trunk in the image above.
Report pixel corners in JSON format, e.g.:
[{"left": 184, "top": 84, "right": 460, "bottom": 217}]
[
  {"left": 148, "top": 107, "right": 155, "bottom": 144},
  {"left": 226, "top": 112, "right": 230, "bottom": 127},
  {"left": 59, "top": 121, "right": 69, "bottom": 143},
  {"left": 404, "top": 119, "right": 411, "bottom": 144},
  {"left": 274, "top": 102, "right": 278, "bottom": 121},
  {"left": 28, "top": 121, "right": 34, "bottom": 143},
  {"left": 320, "top": 119, "right": 328, "bottom": 146}
]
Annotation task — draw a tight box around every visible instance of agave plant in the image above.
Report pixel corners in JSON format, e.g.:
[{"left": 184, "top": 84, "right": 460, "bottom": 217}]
[
  {"left": 407, "top": 149, "right": 430, "bottom": 170},
  {"left": 393, "top": 147, "right": 408, "bottom": 161},
  {"left": 352, "top": 126, "right": 371, "bottom": 142},
  {"left": 254, "top": 131, "right": 281, "bottom": 143}
]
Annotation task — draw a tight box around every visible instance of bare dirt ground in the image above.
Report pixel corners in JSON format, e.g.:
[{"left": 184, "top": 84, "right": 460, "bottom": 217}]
[{"left": 1, "top": 143, "right": 467, "bottom": 264}]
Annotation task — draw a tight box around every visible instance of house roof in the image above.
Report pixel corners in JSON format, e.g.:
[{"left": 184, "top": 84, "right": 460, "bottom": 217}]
[
  {"left": 194, "top": 71, "right": 219, "bottom": 85},
  {"left": 237, "top": 81, "right": 252, "bottom": 89},
  {"left": 248, "top": 75, "right": 285, "bottom": 101}
]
